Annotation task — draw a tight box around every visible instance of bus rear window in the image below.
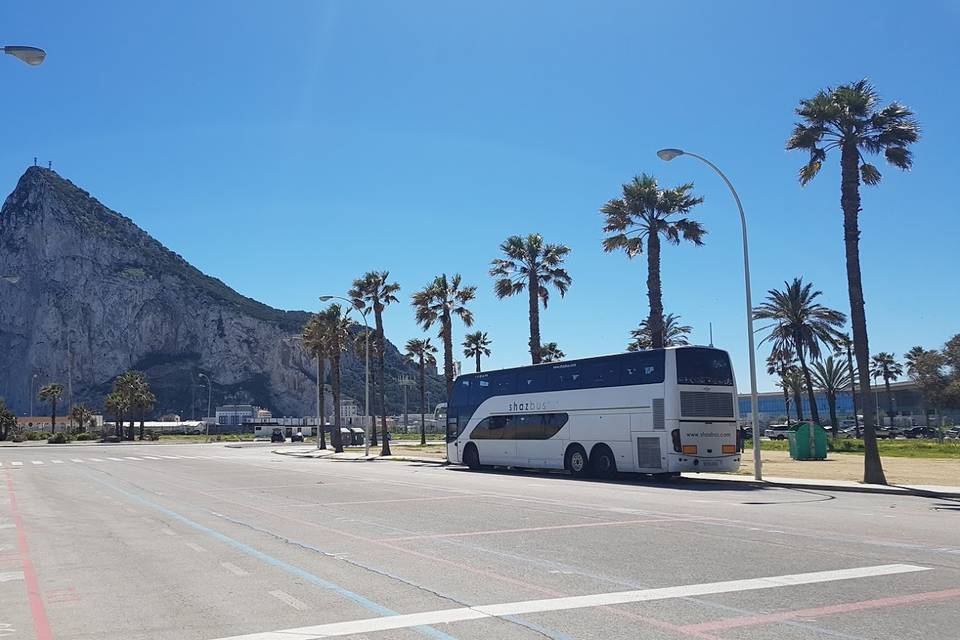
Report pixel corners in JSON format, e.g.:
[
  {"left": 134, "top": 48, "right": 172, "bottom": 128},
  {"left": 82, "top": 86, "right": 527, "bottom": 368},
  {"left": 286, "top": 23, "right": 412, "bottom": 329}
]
[{"left": 676, "top": 348, "right": 734, "bottom": 386}]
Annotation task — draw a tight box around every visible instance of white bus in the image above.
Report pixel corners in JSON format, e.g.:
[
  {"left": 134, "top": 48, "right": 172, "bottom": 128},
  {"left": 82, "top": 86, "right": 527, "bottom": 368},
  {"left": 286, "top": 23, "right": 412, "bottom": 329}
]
[{"left": 446, "top": 346, "right": 741, "bottom": 477}]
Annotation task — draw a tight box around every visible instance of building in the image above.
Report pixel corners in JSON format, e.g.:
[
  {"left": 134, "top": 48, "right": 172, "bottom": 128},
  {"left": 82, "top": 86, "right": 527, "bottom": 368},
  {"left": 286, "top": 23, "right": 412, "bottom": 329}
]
[
  {"left": 16, "top": 414, "right": 104, "bottom": 431},
  {"left": 215, "top": 404, "right": 259, "bottom": 426},
  {"left": 738, "top": 380, "right": 958, "bottom": 426}
]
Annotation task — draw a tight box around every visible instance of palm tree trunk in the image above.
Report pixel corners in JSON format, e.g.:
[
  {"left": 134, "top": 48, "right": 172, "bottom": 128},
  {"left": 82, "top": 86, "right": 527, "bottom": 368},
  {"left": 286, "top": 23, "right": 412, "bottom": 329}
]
[
  {"left": 369, "top": 360, "right": 378, "bottom": 447},
  {"left": 442, "top": 311, "right": 454, "bottom": 396},
  {"left": 139, "top": 412, "right": 145, "bottom": 441},
  {"left": 781, "top": 378, "right": 791, "bottom": 426},
  {"left": 841, "top": 142, "right": 884, "bottom": 483},
  {"left": 332, "top": 353, "right": 343, "bottom": 453},
  {"left": 51, "top": 401, "right": 56, "bottom": 435},
  {"left": 794, "top": 387, "right": 804, "bottom": 421},
  {"left": 793, "top": 334, "right": 821, "bottom": 425},
  {"left": 374, "top": 308, "right": 390, "bottom": 457},
  {"left": 528, "top": 274, "right": 541, "bottom": 364},
  {"left": 475, "top": 352, "right": 481, "bottom": 373},
  {"left": 846, "top": 344, "right": 860, "bottom": 437},
  {"left": 318, "top": 358, "right": 326, "bottom": 450},
  {"left": 418, "top": 355, "right": 426, "bottom": 446},
  {"left": 828, "top": 393, "right": 838, "bottom": 441},
  {"left": 646, "top": 230, "right": 665, "bottom": 349}
]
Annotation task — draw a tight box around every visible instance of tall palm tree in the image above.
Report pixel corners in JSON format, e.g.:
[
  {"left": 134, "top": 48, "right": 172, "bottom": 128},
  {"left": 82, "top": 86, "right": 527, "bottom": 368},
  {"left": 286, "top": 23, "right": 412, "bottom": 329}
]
[
  {"left": 539, "top": 342, "right": 565, "bottom": 363},
  {"left": 350, "top": 271, "right": 401, "bottom": 457},
  {"left": 405, "top": 338, "right": 438, "bottom": 446},
  {"left": 811, "top": 357, "right": 852, "bottom": 440},
  {"left": 766, "top": 344, "right": 797, "bottom": 425},
  {"left": 754, "top": 278, "right": 846, "bottom": 426},
  {"left": 302, "top": 315, "right": 328, "bottom": 450},
  {"left": 787, "top": 79, "right": 919, "bottom": 484},
  {"left": 70, "top": 404, "right": 93, "bottom": 435},
  {"left": 462, "top": 331, "right": 492, "bottom": 373},
  {"left": 836, "top": 333, "right": 860, "bottom": 436},
  {"left": 627, "top": 313, "right": 691, "bottom": 352},
  {"left": 104, "top": 390, "right": 128, "bottom": 439},
  {"left": 601, "top": 174, "right": 705, "bottom": 350},
  {"left": 38, "top": 383, "right": 63, "bottom": 434},
  {"left": 411, "top": 274, "right": 477, "bottom": 396},
  {"left": 490, "top": 234, "right": 571, "bottom": 364},
  {"left": 131, "top": 376, "right": 156, "bottom": 441},
  {"left": 317, "top": 304, "right": 352, "bottom": 453},
  {"left": 870, "top": 352, "right": 903, "bottom": 426},
  {"left": 904, "top": 346, "right": 932, "bottom": 428},
  {"left": 904, "top": 346, "right": 926, "bottom": 377}
]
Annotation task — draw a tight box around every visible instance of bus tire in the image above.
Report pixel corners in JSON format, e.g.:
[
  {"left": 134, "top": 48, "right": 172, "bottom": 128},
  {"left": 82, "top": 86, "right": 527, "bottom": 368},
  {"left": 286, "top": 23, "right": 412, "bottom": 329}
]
[
  {"left": 590, "top": 444, "right": 617, "bottom": 479},
  {"left": 565, "top": 444, "right": 590, "bottom": 478},
  {"left": 463, "top": 443, "right": 481, "bottom": 470}
]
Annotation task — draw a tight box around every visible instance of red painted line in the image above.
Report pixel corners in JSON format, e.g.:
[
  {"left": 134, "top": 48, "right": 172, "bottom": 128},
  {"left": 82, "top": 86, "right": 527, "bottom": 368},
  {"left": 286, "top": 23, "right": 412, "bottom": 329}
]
[
  {"left": 5, "top": 472, "right": 54, "bottom": 640},
  {"left": 385, "top": 516, "right": 698, "bottom": 541},
  {"left": 681, "top": 588, "right": 960, "bottom": 633}
]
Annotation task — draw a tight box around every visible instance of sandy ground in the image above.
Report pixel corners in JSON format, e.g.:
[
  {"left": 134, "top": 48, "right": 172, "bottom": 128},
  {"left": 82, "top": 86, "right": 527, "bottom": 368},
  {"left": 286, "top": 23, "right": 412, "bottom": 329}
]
[{"left": 741, "top": 449, "right": 960, "bottom": 486}]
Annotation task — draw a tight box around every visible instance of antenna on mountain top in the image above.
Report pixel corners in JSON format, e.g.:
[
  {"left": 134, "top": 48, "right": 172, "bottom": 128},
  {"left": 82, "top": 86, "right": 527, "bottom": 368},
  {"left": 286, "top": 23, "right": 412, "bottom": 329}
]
[
  {"left": 47, "top": 160, "right": 51, "bottom": 169},
  {"left": 33, "top": 157, "right": 37, "bottom": 166},
  {"left": 709, "top": 322, "right": 714, "bottom": 347}
]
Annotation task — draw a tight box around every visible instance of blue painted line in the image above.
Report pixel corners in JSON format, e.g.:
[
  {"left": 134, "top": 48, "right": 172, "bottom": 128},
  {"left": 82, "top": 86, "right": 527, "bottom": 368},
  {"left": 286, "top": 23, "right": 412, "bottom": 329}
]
[{"left": 89, "top": 474, "right": 456, "bottom": 640}]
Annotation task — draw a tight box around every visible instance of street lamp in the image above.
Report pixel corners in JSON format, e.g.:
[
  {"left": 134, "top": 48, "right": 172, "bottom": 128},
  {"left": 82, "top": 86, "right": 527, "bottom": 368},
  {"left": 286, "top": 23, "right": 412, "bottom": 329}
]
[
  {"left": 319, "top": 295, "right": 372, "bottom": 456},
  {"left": 3, "top": 46, "right": 46, "bottom": 66},
  {"left": 198, "top": 373, "right": 212, "bottom": 439},
  {"left": 29, "top": 373, "right": 38, "bottom": 416},
  {"left": 657, "top": 148, "right": 763, "bottom": 481}
]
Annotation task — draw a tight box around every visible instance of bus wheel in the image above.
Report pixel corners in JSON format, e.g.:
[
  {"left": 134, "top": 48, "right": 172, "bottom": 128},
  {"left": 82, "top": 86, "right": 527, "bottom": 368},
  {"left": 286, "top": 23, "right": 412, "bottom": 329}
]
[
  {"left": 463, "top": 443, "right": 481, "bottom": 470},
  {"left": 565, "top": 444, "right": 590, "bottom": 478},
  {"left": 590, "top": 445, "right": 617, "bottom": 479}
]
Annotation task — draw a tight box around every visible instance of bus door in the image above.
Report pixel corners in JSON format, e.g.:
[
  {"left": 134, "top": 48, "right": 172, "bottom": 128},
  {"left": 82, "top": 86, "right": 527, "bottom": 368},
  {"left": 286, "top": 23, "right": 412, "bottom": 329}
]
[
  {"left": 630, "top": 412, "right": 666, "bottom": 472},
  {"left": 446, "top": 416, "right": 461, "bottom": 463}
]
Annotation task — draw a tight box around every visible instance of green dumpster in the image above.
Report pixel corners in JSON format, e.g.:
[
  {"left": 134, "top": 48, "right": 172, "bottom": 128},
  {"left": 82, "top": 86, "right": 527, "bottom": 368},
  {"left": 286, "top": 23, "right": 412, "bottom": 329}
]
[{"left": 786, "top": 422, "right": 827, "bottom": 460}]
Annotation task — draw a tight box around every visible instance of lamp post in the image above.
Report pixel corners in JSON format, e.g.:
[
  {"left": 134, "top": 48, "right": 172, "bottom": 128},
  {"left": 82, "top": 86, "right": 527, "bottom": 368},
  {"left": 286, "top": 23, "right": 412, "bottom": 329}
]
[
  {"left": 657, "top": 148, "right": 762, "bottom": 481},
  {"left": 29, "top": 373, "right": 38, "bottom": 417},
  {"left": 198, "top": 373, "right": 212, "bottom": 439},
  {"left": 319, "top": 295, "right": 371, "bottom": 456},
  {"left": 3, "top": 46, "right": 46, "bottom": 66}
]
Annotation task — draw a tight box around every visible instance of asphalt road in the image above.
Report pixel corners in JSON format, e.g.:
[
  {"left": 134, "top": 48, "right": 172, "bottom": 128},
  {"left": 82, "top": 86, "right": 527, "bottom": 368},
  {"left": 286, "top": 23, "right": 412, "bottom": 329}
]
[{"left": 1, "top": 443, "right": 959, "bottom": 640}]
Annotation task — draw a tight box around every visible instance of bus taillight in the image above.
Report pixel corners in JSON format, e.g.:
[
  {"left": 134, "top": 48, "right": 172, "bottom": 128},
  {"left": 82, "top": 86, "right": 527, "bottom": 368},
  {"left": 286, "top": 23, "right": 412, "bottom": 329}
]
[
  {"left": 722, "top": 444, "right": 736, "bottom": 454},
  {"left": 671, "top": 429, "right": 682, "bottom": 452},
  {"left": 681, "top": 444, "right": 698, "bottom": 455}
]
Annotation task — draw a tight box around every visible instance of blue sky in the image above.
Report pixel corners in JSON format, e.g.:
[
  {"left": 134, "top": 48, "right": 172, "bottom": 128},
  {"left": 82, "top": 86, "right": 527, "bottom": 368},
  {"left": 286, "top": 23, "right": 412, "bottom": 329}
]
[{"left": 2, "top": 1, "right": 958, "bottom": 392}]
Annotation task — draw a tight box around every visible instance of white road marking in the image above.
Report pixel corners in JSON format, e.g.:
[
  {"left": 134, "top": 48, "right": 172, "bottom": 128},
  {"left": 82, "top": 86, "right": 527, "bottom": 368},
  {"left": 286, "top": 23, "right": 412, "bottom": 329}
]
[
  {"left": 30, "top": 461, "right": 43, "bottom": 465},
  {"left": 185, "top": 542, "right": 206, "bottom": 553},
  {"left": 160, "top": 528, "right": 178, "bottom": 536},
  {"left": 70, "top": 459, "right": 83, "bottom": 463},
  {"left": 10, "top": 462, "right": 22, "bottom": 467},
  {"left": 124, "top": 456, "right": 142, "bottom": 461},
  {"left": 210, "top": 564, "right": 930, "bottom": 640},
  {"left": 0, "top": 571, "right": 25, "bottom": 583},
  {"left": 142, "top": 456, "right": 161, "bottom": 460},
  {"left": 51, "top": 460, "right": 64, "bottom": 464},
  {"left": 0, "top": 524, "right": 14, "bottom": 529},
  {"left": 220, "top": 562, "right": 248, "bottom": 576},
  {"left": 269, "top": 590, "right": 308, "bottom": 610},
  {"left": 106, "top": 457, "right": 124, "bottom": 461},
  {"left": 88, "top": 458, "right": 104, "bottom": 462},
  {"left": 160, "top": 455, "right": 180, "bottom": 459}
]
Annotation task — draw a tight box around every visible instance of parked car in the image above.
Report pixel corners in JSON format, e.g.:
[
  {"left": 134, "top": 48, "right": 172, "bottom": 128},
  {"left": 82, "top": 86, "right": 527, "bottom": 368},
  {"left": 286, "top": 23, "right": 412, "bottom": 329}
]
[
  {"left": 903, "top": 426, "right": 940, "bottom": 439},
  {"left": 290, "top": 430, "right": 305, "bottom": 443},
  {"left": 764, "top": 424, "right": 793, "bottom": 440},
  {"left": 270, "top": 428, "right": 285, "bottom": 443}
]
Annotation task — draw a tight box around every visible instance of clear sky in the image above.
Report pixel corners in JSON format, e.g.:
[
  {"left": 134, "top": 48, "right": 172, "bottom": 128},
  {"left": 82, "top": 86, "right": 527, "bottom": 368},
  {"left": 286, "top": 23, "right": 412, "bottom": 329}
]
[{"left": 2, "top": 1, "right": 958, "bottom": 392}]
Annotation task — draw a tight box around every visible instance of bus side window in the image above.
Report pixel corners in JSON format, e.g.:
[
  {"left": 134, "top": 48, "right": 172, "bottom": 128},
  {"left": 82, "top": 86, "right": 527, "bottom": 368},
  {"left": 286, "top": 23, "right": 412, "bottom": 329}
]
[
  {"left": 493, "top": 372, "right": 517, "bottom": 395},
  {"left": 548, "top": 365, "right": 582, "bottom": 390},
  {"left": 584, "top": 360, "right": 619, "bottom": 388},
  {"left": 469, "top": 377, "right": 493, "bottom": 404},
  {"left": 519, "top": 369, "right": 546, "bottom": 393},
  {"left": 512, "top": 414, "right": 542, "bottom": 440}
]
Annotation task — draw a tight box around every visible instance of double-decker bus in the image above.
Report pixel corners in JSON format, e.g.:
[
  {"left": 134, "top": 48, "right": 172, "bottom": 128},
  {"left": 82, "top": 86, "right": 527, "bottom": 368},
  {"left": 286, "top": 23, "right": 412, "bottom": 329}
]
[{"left": 446, "top": 346, "right": 741, "bottom": 477}]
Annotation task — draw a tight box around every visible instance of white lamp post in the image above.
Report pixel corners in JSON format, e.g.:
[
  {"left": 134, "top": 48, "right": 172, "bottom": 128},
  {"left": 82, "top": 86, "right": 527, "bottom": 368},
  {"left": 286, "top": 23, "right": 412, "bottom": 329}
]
[
  {"left": 319, "top": 295, "right": 371, "bottom": 456},
  {"left": 3, "top": 45, "right": 46, "bottom": 66},
  {"left": 198, "top": 373, "right": 212, "bottom": 439},
  {"left": 657, "top": 148, "right": 762, "bottom": 481}
]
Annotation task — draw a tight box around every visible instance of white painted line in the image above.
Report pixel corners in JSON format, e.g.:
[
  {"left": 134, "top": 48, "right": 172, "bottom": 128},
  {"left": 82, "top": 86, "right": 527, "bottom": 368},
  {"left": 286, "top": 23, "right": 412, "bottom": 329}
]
[
  {"left": 124, "top": 456, "right": 142, "bottom": 461},
  {"left": 70, "top": 459, "right": 83, "bottom": 463},
  {"left": 185, "top": 542, "right": 206, "bottom": 553},
  {"left": 106, "top": 457, "right": 124, "bottom": 461},
  {"left": 31, "top": 461, "right": 43, "bottom": 465},
  {"left": 87, "top": 458, "right": 104, "bottom": 462},
  {"left": 51, "top": 460, "right": 64, "bottom": 464},
  {"left": 161, "top": 528, "right": 177, "bottom": 536},
  {"left": 160, "top": 455, "right": 181, "bottom": 459},
  {"left": 269, "top": 590, "right": 308, "bottom": 610},
  {"left": 209, "top": 564, "right": 930, "bottom": 640},
  {"left": 0, "top": 462, "right": 3, "bottom": 467},
  {"left": 220, "top": 561, "right": 248, "bottom": 576},
  {"left": 142, "top": 456, "right": 161, "bottom": 460},
  {"left": 0, "top": 571, "right": 25, "bottom": 583},
  {"left": 10, "top": 462, "right": 22, "bottom": 466}
]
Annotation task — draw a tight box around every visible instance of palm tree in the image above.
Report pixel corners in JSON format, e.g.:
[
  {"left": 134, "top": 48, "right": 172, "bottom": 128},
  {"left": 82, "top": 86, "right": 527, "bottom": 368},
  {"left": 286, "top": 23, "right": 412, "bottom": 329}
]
[
  {"left": 628, "top": 313, "right": 691, "bottom": 352},
  {"left": 131, "top": 376, "right": 156, "bottom": 441},
  {"left": 104, "top": 390, "right": 128, "bottom": 439},
  {"left": 539, "top": 342, "right": 565, "bottom": 362},
  {"left": 601, "top": 174, "right": 705, "bottom": 350},
  {"left": 904, "top": 346, "right": 932, "bottom": 428},
  {"left": 787, "top": 79, "right": 919, "bottom": 485},
  {"left": 302, "top": 315, "right": 328, "bottom": 450},
  {"left": 462, "top": 331, "right": 492, "bottom": 373},
  {"left": 405, "top": 338, "right": 438, "bottom": 446},
  {"left": 317, "top": 304, "right": 352, "bottom": 453},
  {"left": 754, "top": 278, "right": 846, "bottom": 426},
  {"left": 411, "top": 274, "right": 477, "bottom": 396},
  {"left": 811, "top": 357, "right": 852, "bottom": 440},
  {"left": 836, "top": 333, "right": 860, "bottom": 436},
  {"left": 870, "top": 352, "right": 903, "bottom": 426},
  {"left": 350, "top": 271, "right": 401, "bottom": 457},
  {"left": 490, "top": 234, "right": 571, "bottom": 364},
  {"left": 0, "top": 399, "right": 16, "bottom": 441},
  {"left": 70, "top": 404, "right": 93, "bottom": 435},
  {"left": 766, "top": 344, "right": 797, "bottom": 425},
  {"left": 37, "top": 383, "right": 63, "bottom": 434}
]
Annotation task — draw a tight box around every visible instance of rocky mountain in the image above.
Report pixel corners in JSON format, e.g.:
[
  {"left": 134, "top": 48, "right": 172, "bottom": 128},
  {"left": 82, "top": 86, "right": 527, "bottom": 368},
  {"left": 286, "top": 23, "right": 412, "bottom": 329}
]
[{"left": 0, "top": 167, "right": 444, "bottom": 418}]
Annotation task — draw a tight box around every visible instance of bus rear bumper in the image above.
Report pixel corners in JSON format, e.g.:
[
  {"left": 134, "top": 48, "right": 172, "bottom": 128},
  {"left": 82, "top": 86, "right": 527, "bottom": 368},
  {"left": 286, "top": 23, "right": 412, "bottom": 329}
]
[{"left": 668, "top": 454, "right": 739, "bottom": 473}]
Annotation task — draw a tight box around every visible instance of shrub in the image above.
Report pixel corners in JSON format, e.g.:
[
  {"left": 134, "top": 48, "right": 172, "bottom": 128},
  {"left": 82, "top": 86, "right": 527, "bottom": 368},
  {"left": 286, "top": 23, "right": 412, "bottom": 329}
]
[
  {"left": 47, "top": 432, "right": 70, "bottom": 444},
  {"left": 12, "top": 432, "right": 26, "bottom": 442},
  {"left": 26, "top": 431, "right": 52, "bottom": 441},
  {"left": 75, "top": 433, "right": 94, "bottom": 441}
]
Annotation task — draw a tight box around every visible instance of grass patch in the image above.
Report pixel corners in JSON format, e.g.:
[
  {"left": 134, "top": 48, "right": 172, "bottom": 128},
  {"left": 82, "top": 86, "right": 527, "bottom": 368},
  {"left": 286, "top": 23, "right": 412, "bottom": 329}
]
[{"left": 747, "top": 438, "right": 960, "bottom": 459}]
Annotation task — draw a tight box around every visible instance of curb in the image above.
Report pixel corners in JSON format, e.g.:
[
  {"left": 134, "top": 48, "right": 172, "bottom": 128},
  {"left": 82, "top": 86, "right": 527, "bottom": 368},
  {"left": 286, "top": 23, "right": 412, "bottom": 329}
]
[
  {"left": 271, "top": 448, "right": 447, "bottom": 465},
  {"left": 680, "top": 475, "right": 960, "bottom": 500}
]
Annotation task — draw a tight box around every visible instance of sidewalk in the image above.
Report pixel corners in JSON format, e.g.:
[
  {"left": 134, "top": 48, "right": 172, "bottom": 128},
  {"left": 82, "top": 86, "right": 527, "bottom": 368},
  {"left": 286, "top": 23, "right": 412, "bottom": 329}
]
[{"left": 272, "top": 447, "right": 960, "bottom": 499}]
